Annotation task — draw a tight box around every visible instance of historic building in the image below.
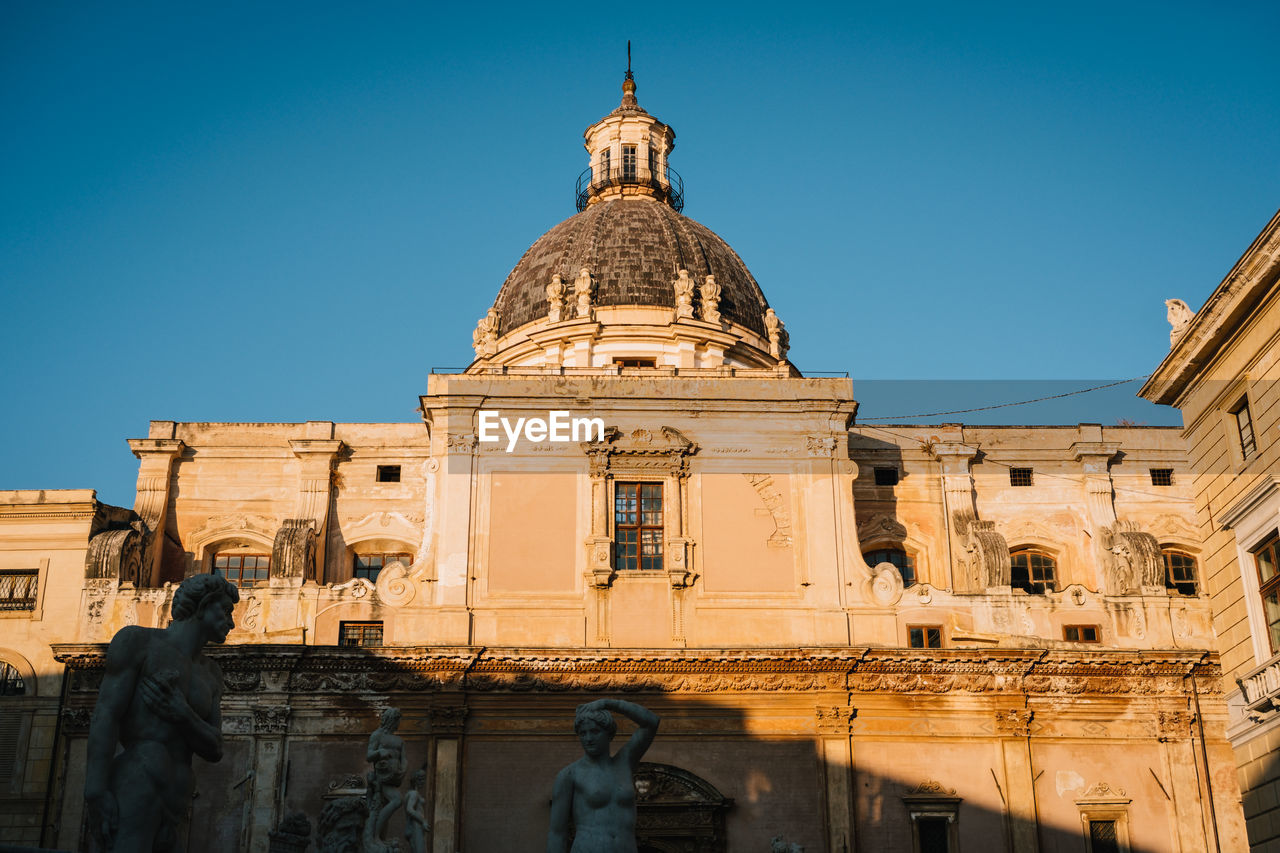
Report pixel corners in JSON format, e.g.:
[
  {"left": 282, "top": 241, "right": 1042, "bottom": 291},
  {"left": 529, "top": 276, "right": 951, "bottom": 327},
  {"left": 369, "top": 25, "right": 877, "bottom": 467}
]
[
  {"left": 0, "top": 72, "right": 1252, "bottom": 852},
  {"left": 1140, "top": 209, "right": 1280, "bottom": 851}
]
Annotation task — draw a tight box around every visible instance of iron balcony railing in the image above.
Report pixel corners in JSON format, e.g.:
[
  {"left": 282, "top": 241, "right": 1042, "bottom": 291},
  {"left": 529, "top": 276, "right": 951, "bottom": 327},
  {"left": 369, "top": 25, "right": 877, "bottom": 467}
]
[{"left": 575, "top": 163, "right": 684, "bottom": 213}]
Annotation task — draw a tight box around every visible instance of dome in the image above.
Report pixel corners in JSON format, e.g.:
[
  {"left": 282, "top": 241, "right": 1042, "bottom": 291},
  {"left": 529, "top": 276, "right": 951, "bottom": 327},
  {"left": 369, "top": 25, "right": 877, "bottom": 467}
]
[{"left": 493, "top": 197, "right": 770, "bottom": 338}]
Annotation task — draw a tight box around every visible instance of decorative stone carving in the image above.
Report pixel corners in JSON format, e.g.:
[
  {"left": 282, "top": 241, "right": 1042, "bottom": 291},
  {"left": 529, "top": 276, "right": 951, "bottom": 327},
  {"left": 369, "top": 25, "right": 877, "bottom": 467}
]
[
  {"left": 272, "top": 519, "right": 317, "bottom": 581},
  {"left": 763, "top": 308, "right": 789, "bottom": 360},
  {"left": 906, "top": 780, "right": 956, "bottom": 796},
  {"left": 744, "top": 474, "right": 793, "bottom": 547},
  {"left": 375, "top": 557, "right": 417, "bottom": 607},
  {"left": 804, "top": 435, "right": 840, "bottom": 458},
  {"left": 85, "top": 523, "right": 145, "bottom": 586},
  {"left": 1157, "top": 710, "right": 1194, "bottom": 741},
  {"left": 1101, "top": 521, "right": 1162, "bottom": 594},
  {"left": 574, "top": 267, "right": 595, "bottom": 319},
  {"left": 253, "top": 704, "right": 291, "bottom": 734},
  {"left": 859, "top": 514, "right": 909, "bottom": 544},
  {"left": 699, "top": 274, "right": 721, "bottom": 323},
  {"left": 269, "top": 811, "right": 312, "bottom": 853},
  {"left": 673, "top": 268, "right": 696, "bottom": 319},
  {"left": 1165, "top": 298, "right": 1194, "bottom": 345},
  {"left": 84, "top": 573, "right": 238, "bottom": 853},
  {"left": 60, "top": 706, "right": 92, "bottom": 734},
  {"left": 318, "top": 797, "right": 368, "bottom": 853},
  {"left": 447, "top": 433, "right": 477, "bottom": 454},
  {"left": 1079, "top": 781, "right": 1128, "bottom": 800},
  {"left": 865, "top": 563, "right": 905, "bottom": 606},
  {"left": 548, "top": 699, "right": 660, "bottom": 853},
  {"left": 546, "top": 273, "right": 567, "bottom": 323},
  {"left": 473, "top": 307, "right": 499, "bottom": 358},
  {"left": 955, "top": 512, "right": 1010, "bottom": 589},
  {"left": 365, "top": 707, "right": 408, "bottom": 852},
  {"left": 428, "top": 705, "right": 468, "bottom": 735},
  {"left": 771, "top": 836, "right": 804, "bottom": 853},
  {"left": 815, "top": 704, "right": 857, "bottom": 734},
  {"left": 994, "top": 708, "right": 1033, "bottom": 737}
]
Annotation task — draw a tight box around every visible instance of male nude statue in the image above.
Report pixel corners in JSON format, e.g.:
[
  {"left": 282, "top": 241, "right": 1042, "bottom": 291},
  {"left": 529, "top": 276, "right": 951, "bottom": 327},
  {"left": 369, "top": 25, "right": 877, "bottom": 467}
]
[
  {"left": 365, "top": 706, "right": 408, "bottom": 844},
  {"left": 547, "top": 698, "right": 660, "bottom": 853},
  {"left": 85, "top": 573, "right": 238, "bottom": 852}
]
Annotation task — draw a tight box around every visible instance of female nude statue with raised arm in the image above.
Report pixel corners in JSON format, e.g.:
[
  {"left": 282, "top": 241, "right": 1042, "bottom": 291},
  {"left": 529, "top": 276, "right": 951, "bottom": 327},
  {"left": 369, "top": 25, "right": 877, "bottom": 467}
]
[{"left": 547, "top": 698, "right": 660, "bottom": 853}]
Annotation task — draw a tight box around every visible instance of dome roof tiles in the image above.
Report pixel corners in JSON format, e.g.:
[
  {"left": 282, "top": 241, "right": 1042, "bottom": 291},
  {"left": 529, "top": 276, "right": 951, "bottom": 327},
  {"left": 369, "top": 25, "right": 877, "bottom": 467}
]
[{"left": 493, "top": 199, "right": 770, "bottom": 337}]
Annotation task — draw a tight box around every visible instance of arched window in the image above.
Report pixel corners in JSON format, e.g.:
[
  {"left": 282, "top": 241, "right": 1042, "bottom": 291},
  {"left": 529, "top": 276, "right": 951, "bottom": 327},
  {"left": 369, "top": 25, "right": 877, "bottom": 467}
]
[
  {"left": 1010, "top": 549, "right": 1057, "bottom": 594},
  {"left": 864, "top": 547, "right": 915, "bottom": 586},
  {"left": 0, "top": 661, "right": 24, "bottom": 696},
  {"left": 1162, "top": 549, "right": 1198, "bottom": 596}
]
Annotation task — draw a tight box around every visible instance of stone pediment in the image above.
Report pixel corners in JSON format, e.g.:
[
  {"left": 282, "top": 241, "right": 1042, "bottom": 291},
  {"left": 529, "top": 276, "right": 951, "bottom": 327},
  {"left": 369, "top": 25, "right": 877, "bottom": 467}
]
[{"left": 583, "top": 426, "right": 698, "bottom": 476}]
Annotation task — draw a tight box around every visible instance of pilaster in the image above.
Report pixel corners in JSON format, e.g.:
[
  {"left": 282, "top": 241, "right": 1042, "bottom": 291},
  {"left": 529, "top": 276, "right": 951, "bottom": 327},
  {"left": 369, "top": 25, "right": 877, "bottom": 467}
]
[{"left": 127, "top": 435, "right": 186, "bottom": 586}]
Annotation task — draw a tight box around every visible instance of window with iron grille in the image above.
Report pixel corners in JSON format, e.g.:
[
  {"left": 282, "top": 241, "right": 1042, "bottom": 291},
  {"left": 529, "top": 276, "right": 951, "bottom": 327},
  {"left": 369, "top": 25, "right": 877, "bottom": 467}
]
[
  {"left": 376, "top": 465, "right": 401, "bottom": 483},
  {"left": 614, "top": 483, "right": 663, "bottom": 571},
  {"left": 1009, "top": 468, "right": 1034, "bottom": 487},
  {"left": 1255, "top": 532, "right": 1280, "bottom": 654},
  {"left": 1162, "top": 549, "right": 1198, "bottom": 596},
  {"left": 1087, "top": 819, "right": 1120, "bottom": 853},
  {"left": 864, "top": 547, "right": 915, "bottom": 586},
  {"left": 622, "top": 144, "right": 637, "bottom": 180},
  {"left": 339, "top": 621, "right": 384, "bottom": 647},
  {"left": 908, "top": 626, "right": 943, "bottom": 649},
  {"left": 1234, "top": 398, "right": 1257, "bottom": 459},
  {"left": 214, "top": 554, "right": 270, "bottom": 589},
  {"left": 0, "top": 710, "right": 18, "bottom": 785},
  {"left": 0, "top": 661, "right": 24, "bottom": 696},
  {"left": 874, "top": 466, "right": 899, "bottom": 486},
  {"left": 1149, "top": 468, "right": 1174, "bottom": 486},
  {"left": 1010, "top": 549, "right": 1056, "bottom": 594},
  {"left": 1064, "top": 625, "right": 1100, "bottom": 643},
  {"left": 0, "top": 570, "right": 38, "bottom": 611},
  {"left": 353, "top": 553, "right": 412, "bottom": 582}
]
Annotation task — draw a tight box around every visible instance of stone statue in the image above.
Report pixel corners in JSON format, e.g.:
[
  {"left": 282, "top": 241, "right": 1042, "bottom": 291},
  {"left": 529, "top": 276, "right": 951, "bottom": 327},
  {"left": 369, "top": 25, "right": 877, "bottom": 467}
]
[
  {"left": 673, "top": 269, "right": 695, "bottom": 319},
  {"left": 404, "top": 768, "right": 429, "bottom": 853},
  {"left": 700, "top": 275, "right": 721, "bottom": 324},
  {"left": 575, "top": 267, "right": 594, "bottom": 319},
  {"left": 85, "top": 573, "right": 238, "bottom": 852},
  {"left": 474, "top": 308, "right": 499, "bottom": 358},
  {"left": 365, "top": 707, "right": 408, "bottom": 852},
  {"left": 1165, "top": 298, "right": 1194, "bottom": 345},
  {"left": 547, "top": 273, "right": 567, "bottom": 323},
  {"left": 547, "top": 698, "right": 660, "bottom": 853},
  {"left": 268, "top": 811, "right": 312, "bottom": 853},
  {"left": 319, "top": 797, "right": 368, "bottom": 853},
  {"left": 764, "top": 308, "right": 789, "bottom": 360}
]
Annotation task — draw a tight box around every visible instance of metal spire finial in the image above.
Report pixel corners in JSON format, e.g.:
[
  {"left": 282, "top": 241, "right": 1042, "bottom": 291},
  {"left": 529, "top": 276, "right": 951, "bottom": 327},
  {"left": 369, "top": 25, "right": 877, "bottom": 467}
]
[{"left": 626, "top": 40, "right": 633, "bottom": 80}]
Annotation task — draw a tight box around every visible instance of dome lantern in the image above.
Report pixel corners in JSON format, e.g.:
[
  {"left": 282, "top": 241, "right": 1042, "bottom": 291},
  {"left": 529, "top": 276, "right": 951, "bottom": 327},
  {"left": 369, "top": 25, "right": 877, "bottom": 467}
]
[{"left": 575, "top": 62, "right": 682, "bottom": 213}]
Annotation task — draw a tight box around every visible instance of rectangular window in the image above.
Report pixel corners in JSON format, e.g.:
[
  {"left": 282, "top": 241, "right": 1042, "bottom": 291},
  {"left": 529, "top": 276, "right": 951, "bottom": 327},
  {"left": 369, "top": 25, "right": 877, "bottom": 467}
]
[
  {"left": 339, "top": 621, "right": 384, "bottom": 647},
  {"left": 1009, "top": 467, "right": 1034, "bottom": 486},
  {"left": 874, "top": 466, "right": 899, "bottom": 486},
  {"left": 376, "top": 465, "right": 401, "bottom": 483},
  {"left": 353, "top": 553, "right": 412, "bottom": 581},
  {"left": 0, "top": 569, "right": 38, "bottom": 611},
  {"left": 615, "top": 483, "right": 663, "bottom": 571},
  {"left": 599, "top": 148, "right": 611, "bottom": 180},
  {"left": 1064, "top": 625, "right": 1100, "bottom": 643},
  {"left": 648, "top": 145, "right": 658, "bottom": 177},
  {"left": 1149, "top": 468, "right": 1174, "bottom": 486},
  {"left": 1255, "top": 532, "right": 1280, "bottom": 654},
  {"left": 908, "top": 626, "right": 943, "bottom": 649},
  {"left": 1088, "top": 819, "right": 1120, "bottom": 853},
  {"left": 622, "top": 144, "right": 637, "bottom": 180},
  {"left": 614, "top": 358, "right": 656, "bottom": 368},
  {"left": 214, "top": 554, "right": 270, "bottom": 589},
  {"left": 1234, "top": 399, "right": 1258, "bottom": 459},
  {"left": 917, "top": 817, "right": 951, "bottom": 853}
]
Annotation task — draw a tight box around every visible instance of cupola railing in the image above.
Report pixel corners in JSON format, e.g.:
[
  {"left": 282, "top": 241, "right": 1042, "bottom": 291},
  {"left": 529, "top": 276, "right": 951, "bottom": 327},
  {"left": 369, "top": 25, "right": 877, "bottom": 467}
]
[{"left": 575, "top": 164, "right": 684, "bottom": 213}]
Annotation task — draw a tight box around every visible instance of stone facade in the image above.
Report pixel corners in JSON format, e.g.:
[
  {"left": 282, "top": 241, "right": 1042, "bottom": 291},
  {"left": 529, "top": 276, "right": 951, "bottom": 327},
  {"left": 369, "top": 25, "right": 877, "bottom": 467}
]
[
  {"left": 0, "top": 75, "right": 1258, "bottom": 851},
  {"left": 1141, "top": 207, "right": 1280, "bottom": 850}
]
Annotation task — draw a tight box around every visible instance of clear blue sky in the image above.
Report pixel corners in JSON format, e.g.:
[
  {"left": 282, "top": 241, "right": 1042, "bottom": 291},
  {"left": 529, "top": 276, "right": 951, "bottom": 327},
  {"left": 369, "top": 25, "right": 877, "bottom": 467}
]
[{"left": 4, "top": 2, "right": 1278, "bottom": 506}]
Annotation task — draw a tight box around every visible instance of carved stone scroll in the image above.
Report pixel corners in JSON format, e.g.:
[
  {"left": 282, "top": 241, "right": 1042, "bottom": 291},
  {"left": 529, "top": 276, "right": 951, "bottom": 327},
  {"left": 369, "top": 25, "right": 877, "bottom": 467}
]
[
  {"left": 85, "top": 524, "right": 145, "bottom": 586},
  {"left": 1102, "top": 521, "right": 1163, "bottom": 595},
  {"left": 273, "top": 520, "right": 317, "bottom": 581}
]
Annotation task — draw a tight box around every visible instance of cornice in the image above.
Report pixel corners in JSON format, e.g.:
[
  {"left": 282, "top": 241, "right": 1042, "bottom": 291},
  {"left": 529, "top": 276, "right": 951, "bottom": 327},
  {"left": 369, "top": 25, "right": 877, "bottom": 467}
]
[{"left": 1141, "top": 208, "right": 1280, "bottom": 406}]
